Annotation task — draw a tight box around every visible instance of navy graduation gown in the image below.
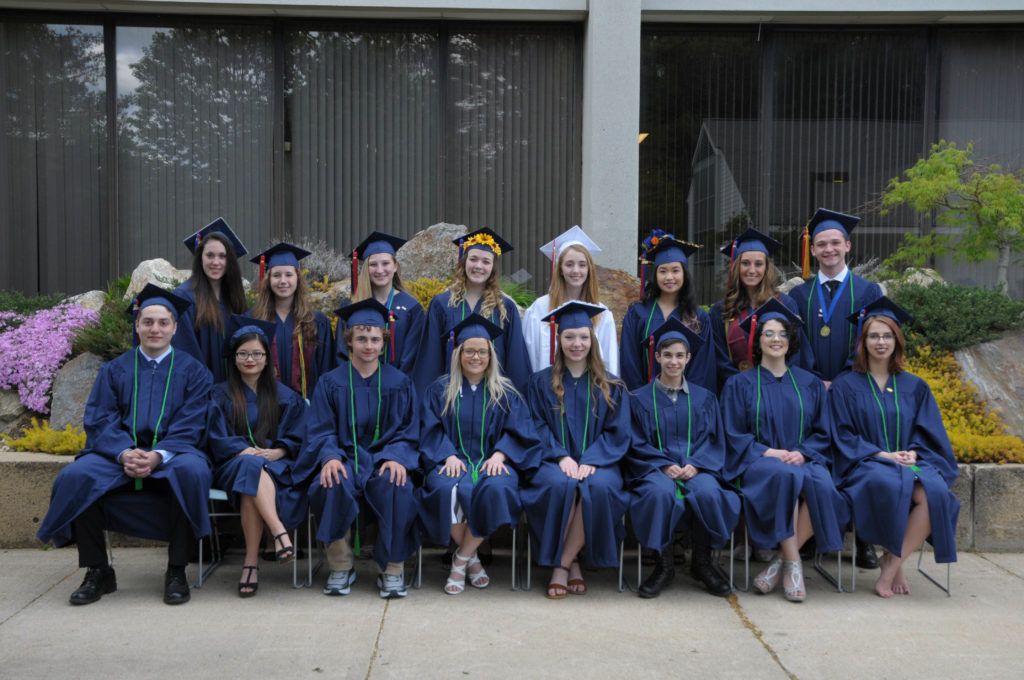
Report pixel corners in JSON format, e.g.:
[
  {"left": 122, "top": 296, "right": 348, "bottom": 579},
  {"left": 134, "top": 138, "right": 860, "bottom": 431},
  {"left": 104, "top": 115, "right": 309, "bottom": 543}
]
[
  {"left": 412, "top": 291, "right": 531, "bottom": 394},
  {"left": 720, "top": 365, "right": 850, "bottom": 552},
  {"left": 619, "top": 303, "right": 725, "bottom": 394},
  {"left": 829, "top": 370, "right": 959, "bottom": 563},
  {"left": 521, "top": 368, "right": 630, "bottom": 568},
  {"left": 625, "top": 381, "right": 741, "bottom": 551},
  {"left": 789, "top": 273, "right": 882, "bottom": 380},
  {"left": 267, "top": 310, "right": 335, "bottom": 400},
  {"left": 335, "top": 289, "right": 426, "bottom": 377},
  {"left": 418, "top": 377, "right": 542, "bottom": 546},
  {"left": 207, "top": 381, "right": 311, "bottom": 529},
  {"left": 709, "top": 294, "right": 816, "bottom": 391},
  {"left": 303, "top": 361, "right": 420, "bottom": 568},
  {"left": 172, "top": 280, "right": 230, "bottom": 382},
  {"left": 37, "top": 347, "right": 213, "bottom": 546}
]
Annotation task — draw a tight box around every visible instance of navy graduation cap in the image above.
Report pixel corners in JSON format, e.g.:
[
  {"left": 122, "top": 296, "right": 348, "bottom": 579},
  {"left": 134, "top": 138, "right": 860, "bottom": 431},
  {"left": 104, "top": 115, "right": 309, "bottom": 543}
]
[
  {"left": 127, "top": 283, "right": 191, "bottom": 321},
  {"left": 808, "top": 208, "right": 860, "bottom": 240},
  {"left": 541, "top": 300, "right": 605, "bottom": 330},
  {"left": 720, "top": 227, "right": 782, "bottom": 265},
  {"left": 224, "top": 313, "right": 277, "bottom": 355},
  {"left": 649, "top": 317, "right": 704, "bottom": 356},
  {"left": 846, "top": 296, "right": 913, "bottom": 342},
  {"left": 183, "top": 217, "right": 247, "bottom": 257},
  {"left": 250, "top": 242, "right": 312, "bottom": 283},
  {"left": 451, "top": 313, "right": 504, "bottom": 345},
  {"left": 350, "top": 231, "right": 407, "bottom": 295}
]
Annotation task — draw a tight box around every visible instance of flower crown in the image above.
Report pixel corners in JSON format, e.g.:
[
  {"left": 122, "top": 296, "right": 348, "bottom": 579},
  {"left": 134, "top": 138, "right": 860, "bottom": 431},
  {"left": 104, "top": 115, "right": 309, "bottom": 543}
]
[
  {"left": 642, "top": 229, "right": 672, "bottom": 254},
  {"left": 463, "top": 233, "right": 502, "bottom": 256}
]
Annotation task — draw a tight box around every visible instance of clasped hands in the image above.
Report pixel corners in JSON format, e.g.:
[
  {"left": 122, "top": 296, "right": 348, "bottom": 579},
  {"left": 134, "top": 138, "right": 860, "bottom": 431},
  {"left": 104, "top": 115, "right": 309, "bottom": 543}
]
[{"left": 120, "top": 449, "right": 161, "bottom": 478}]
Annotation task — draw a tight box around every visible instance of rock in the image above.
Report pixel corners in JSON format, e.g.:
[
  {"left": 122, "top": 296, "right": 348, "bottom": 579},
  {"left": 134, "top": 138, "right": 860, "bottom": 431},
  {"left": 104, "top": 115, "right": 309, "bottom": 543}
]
[
  {"left": 397, "top": 223, "right": 468, "bottom": 283},
  {"left": 594, "top": 265, "right": 640, "bottom": 340},
  {"left": 66, "top": 290, "right": 106, "bottom": 312},
  {"left": 123, "top": 259, "right": 191, "bottom": 301},
  {"left": 0, "top": 389, "right": 32, "bottom": 439},
  {"left": 952, "top": 463, "right": 974, "bottom": 551},
  {"left": 955, "top": 329, "right": 1024, "bottom": 439},
  {"left": 308, "top": 280, "right": 350, "bottom": 318},
  {"left": 778, "top": 276, "right": 805, "bottom": 295},
  {"left": 885, "top": 267, "right": 943, "bottom": 295},
  {"left": 973, "top": 464, "right": 1024, "bottom": 551},
  {"left": 48, "top": 353, "right": 104, "bottom": 431}
]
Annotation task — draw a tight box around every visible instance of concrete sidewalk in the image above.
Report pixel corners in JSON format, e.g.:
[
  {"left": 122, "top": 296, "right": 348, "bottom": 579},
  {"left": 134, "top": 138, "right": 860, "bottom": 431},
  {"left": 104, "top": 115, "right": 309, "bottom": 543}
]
[{"left": 1, "top": 547, "right": 1021, "bottom": 679}]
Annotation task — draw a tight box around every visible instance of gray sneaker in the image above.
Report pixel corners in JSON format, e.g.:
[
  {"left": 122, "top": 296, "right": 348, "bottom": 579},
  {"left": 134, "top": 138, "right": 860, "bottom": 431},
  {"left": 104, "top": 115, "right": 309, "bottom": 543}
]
[
  {"left": 377, "top": 573, "right": 407, "bottom": 599},
  {"left": 323, "top": 569, "right": 356, "bottom": 596}
]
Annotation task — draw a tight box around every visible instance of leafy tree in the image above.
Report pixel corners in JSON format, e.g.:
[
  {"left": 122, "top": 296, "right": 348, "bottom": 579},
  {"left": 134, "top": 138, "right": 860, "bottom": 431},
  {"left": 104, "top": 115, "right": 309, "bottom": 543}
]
[{"left": 880, "top": 140, "right": 1024, "bottom": 293}]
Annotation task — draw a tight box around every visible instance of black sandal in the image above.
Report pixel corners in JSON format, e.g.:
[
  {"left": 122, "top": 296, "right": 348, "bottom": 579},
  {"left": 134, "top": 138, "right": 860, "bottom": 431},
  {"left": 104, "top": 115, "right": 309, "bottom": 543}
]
[
  {"left": 274, "top": 531, "right": 296, "bottom": 564},
  {"left": 238, "top": 565, "right": 259, "bottom": 598}
]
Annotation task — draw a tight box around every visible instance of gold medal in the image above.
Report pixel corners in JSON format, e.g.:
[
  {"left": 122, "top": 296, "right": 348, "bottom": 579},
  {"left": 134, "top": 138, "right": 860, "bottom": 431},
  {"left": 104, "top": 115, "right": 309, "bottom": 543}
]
[
  {"left": 820, "top": 325, "right": 831, "bottom": 337},
  {"left": 738, "top": 360, "right": 753, "bottom": 371}
]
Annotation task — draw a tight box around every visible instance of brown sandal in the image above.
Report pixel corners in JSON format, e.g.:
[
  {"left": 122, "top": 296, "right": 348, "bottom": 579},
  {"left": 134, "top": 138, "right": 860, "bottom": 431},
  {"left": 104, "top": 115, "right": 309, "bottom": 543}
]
[
  {"left": 567, "top": 560, "right": 587, "bottom": 595},
  {"left": 546, "top": 565, "right": 570, "bottom": 600}
]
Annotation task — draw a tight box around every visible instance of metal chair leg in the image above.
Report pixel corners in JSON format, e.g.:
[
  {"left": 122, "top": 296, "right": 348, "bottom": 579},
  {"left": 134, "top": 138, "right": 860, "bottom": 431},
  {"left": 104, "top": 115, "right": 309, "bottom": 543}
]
[{"left": 916, "top": 545, "right": 952, "bottom": 596}]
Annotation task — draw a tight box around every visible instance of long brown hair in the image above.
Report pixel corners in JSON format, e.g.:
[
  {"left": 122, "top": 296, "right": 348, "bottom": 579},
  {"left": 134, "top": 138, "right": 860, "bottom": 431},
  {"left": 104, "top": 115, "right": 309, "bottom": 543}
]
[
  {"left": 250, "top": 266, "right": 319, "bottom": 348},
  {"left": 852, "top": 316, "right": 906, "bottom": 375},
  {"left": 720, "top": 253, "right": 781, "bottom": 320},
  {"left": 548, "top": 245, "right": 601, "bottom": 310},
  {"left": 189, "top": 233, "right": 248, "bottom": 331},
  {"left": 352, "top": 254, "right": 405, "bottom": 303},
  {"left": 225, "top": 332, "right": 280, "bottom": 444},
  {"left": 448, "top": 253, "right": 509, "bottom": 324},
  {"left": 550, "top": 328, "right": 622, "bottom": 411}
]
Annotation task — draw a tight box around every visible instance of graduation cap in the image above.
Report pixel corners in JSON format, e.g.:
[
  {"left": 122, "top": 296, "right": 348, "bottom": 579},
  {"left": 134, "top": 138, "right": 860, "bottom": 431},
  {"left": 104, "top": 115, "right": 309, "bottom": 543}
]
[
  {"left": 737, "top": 298, "right": 803, "bottom": 362},
  {"left": 337, "top": 298, "right": 391, "bottom": 329},
  {"left": 539, "top": 225, "right": 601, "bottom": 261},
  {"left": 183, "top": 217, "right": 247, "bottom": 257},
  {"left": 800, "top": 208, "right": 861, "bottom": 279},
  {"left": 541, "top": 300, "right": 605, "bottom": 331},
  {"left": 126, "top": 283, "right": 191, "bottom": 322},
  {"left": 250, "top": 242, "right": 312, "bottom": 283},
  {"left": 645, "top": 236, "right": 700, "bottom": 268},
  {"left": 720, "top": 227, "right": 782, "bottom": 266},
  {"left": 846, "top": 296, "right": 913, "bottom": 343},
  {"left": 349, "top": 231, "right": 407, "bottom": 295},
  {"left": 649, "top": 317, "right": 704, "bottom": 356},
  {"left": 452, "top": 227, "right": 513, "bottom": 260},
  {"left": 451, "top": 313, "right": 504, "bottom": 346},
  {"left": 224, "top": 314, "right": 277, "bottom": 355}
]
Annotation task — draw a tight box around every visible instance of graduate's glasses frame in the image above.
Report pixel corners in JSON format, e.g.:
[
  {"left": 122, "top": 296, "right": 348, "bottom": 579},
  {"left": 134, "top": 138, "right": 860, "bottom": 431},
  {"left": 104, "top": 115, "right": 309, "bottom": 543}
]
[{"left": 235, "top": 350, "right": 267, "bottom": 361}]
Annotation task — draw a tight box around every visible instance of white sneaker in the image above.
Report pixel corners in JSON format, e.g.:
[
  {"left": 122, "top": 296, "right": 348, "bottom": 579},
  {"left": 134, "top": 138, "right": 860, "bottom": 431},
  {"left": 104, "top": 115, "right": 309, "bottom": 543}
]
[
  {"left": 323, "top": 569, "right": 356, "bottom": 596},
  {"left": 377, "top": 573, "right": 407, "bottom": 599}
]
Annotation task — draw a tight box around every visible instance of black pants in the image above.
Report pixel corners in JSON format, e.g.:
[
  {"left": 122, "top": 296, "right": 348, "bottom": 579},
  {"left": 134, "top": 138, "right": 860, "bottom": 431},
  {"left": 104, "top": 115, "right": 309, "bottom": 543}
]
[{"left": 72, "top": 479, "right": 192, "bottom": 568}]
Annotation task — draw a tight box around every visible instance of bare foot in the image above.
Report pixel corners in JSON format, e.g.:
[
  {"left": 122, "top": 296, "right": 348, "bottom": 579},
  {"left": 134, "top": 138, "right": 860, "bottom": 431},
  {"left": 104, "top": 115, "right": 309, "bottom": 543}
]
[
  {"left": 892, "top": 564, "right": 910, "bottom": 595},
  {"left": 546, "top": 566, "right": 569, "bottom": 599},
  {"left": 567, "top": 560, "right": 587, "bottom": 595},
  {"left": 874, "top": 551, "right": 900, "bottom": 598}
]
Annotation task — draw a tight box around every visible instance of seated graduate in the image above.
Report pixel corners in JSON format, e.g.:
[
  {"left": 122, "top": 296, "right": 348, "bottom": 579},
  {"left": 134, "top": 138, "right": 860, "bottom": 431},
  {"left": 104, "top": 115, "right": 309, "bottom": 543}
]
[
  {"left": 418, "top": 314, "right": 543, "bottom": 595},
  {"left": 720, "top": 299, "right": 850, "bottom": 603},
  {"left": 335, "top": 231, "right": 426, "bottom": 377},
  {"left": 830, "top": 298, "right": 959, "bottom": 599},
  {"left": 625, "top": 319, "right": 740, "bottom": 599},
  {"left": 249, "top": 242, "right": 335, "bottom": 401},
  {"left": 37, "top": 284, "right": 213, "bottom": 606},
  {"left": 709, "top": 227, "right": 814, "bottom": 390},
  {"left": 522, "top": 225, "right": 619, "bottom": 374},
  {"left": 173, "top": 218, "right": 250, "bottom": 382},
  {"left": 412, "top": 228, "right": 531, "bottom": 394},
  {"left": 521, "top": 301, "right": 630, "bottom": 599},
  {"left": 304, "top": 299, "right": 420, "bottom": 599},
  {"left": 207, "top": 315, "right": 310, "bottom": 597}
]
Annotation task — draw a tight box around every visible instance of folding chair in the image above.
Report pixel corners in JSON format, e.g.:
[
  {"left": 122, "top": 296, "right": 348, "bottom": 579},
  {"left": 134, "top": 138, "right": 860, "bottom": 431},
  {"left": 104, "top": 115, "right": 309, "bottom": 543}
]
[
  {"left": 916, "top": 544, "right": 952, "bottom": 596},
  {"left": 195, "top": 488, "right": 238, "bottom": 588},
  {"left": 812, "top": 526, "right": 857, "bottom": 593},
  {"left": 410, "top": 514, "right": 527, "bottom": 591},
  {"left": 292, "top": 506, "right": 324, "bottom": 588}
]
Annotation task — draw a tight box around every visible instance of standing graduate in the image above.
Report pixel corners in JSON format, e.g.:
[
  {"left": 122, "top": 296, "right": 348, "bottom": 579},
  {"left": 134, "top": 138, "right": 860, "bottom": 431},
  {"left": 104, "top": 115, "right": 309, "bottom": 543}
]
[
  {"left": 173, "top": 218, "right": 250, "bottom": 382},
  {"left": 418, "top": 314, "right": 543, "bottom": 594},
  {"left": 335, "top": 231, "right": 426, "bottom": 377},
  {"left": 207, "top": 315, "right": 310, "bottom": 597},
  {"left": 412, "top": 228, "right": 531, "bottom": 394},
  {"left": 304, "top": 299, "right": 421, "bottom": 599},
  {"left": 619, "top": 231, "right": 726, "bottom": 394},
  {"left": 626, "top": 318, "right": 740, "bottom": 598},
  {"left": 37, "top": 285, "right": 213, "bottom": 606},
  {"left": 522, "top": 301, "right": 630, "bottom": 599},
  {"left": 709, "top": 227, "right": 813, "bottom": 390},
  {"left": 720, "top": 299, "right": 850, "bottom": 602},
  {"left": 830, "top": 298, "right": 959, "bottom": 599},
  {"left": 522, "top": 225, "right": 619, "bottom": 374},
  {"left": 788, "top": 208, "right": 883, "bottom": 384},
  {"left": 249, "top": 242, "right": 335, "bottom": 400}
]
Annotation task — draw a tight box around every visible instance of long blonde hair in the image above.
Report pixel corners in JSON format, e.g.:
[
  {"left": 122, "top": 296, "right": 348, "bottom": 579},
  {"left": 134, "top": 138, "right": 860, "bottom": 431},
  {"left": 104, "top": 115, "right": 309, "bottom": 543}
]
[
  {"left": 721, "top": 254, "right": 782, "bottom": 320},
  {"left": 251, "top": 266, "right": 319, "bottom": 347},
  {"left": 352, "top": 254, "right": 405, "bottom": 303},
  {"left": 441, "top": 339, "right": 517, "bottom": 415},
  {"left": 550, "top": 328, "right": 621, "bottom": 411},
  {"left": 548, "top": 245, "right": 602, "bottom": 310},
  {"left": 447, "top": 254, "right": 509, "bottom": 324}
]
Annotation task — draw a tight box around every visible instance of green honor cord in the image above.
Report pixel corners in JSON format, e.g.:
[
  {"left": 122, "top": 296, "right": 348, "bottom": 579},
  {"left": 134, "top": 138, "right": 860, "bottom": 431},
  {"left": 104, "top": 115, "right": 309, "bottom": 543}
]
[
  {"left": 866, "top": 372, "right": 901, "bottom": 454},
  {"left": 131, "top": 347, "right": 176, "bottom": 490},
  {"left": 650, "top": 381, "right": 692, "bottom": 499},
  {"left": 560, "top": 373, "right": 591, "bottom": 458},
  {"left": 455, "top": 382, "right": 488, "bottom": 483},
  {"left": 347, "top": 360, "right": 383, "bottom": 555},
  {"left": 754, "top": 365, "right": 805, "bottom": 445}
]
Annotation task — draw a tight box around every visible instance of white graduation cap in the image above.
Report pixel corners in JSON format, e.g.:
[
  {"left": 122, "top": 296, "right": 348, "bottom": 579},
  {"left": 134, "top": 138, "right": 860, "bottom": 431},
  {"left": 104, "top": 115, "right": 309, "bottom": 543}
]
[{"left": 538, "top": 225, "right": 602, "bottom": 261}]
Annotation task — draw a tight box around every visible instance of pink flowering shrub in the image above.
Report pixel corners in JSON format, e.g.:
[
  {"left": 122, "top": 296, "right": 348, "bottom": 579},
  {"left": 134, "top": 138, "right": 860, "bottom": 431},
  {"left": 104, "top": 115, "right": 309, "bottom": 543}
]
[{"left": 0, "top": 303, "right": 99, "bottom": 413}]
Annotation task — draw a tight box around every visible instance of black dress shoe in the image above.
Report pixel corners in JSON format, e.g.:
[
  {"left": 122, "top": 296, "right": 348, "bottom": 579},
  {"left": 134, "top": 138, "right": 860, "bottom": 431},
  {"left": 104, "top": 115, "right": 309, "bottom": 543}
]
[
  {"left": 855, "top": 539, "right": 879, "bottom": 569},
  {"left": 164, "top": 567, "right": 191, "bottom": 605},
  {"left": 638, "top": 551, "right": 675, "bottom": 599},
  {"left": 690, "top": 544, "right": 732, "bottom": 597},
  {"left": 70, "top": 566, "right": 117, "bottom": 606}
]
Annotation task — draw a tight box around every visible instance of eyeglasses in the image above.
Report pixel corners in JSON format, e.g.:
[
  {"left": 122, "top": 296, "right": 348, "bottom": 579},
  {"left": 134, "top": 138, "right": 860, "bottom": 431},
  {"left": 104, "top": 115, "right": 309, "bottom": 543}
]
[
  {"left": 462, "top": 348, "right": 491, "bottom": 358},
  {"left": 762, "top": 331, "right": 789, "bottom": 340},
  {"left": 867, "top": 333, "right": 895, "bottom": 343},
  {"left": 235, "top": 350, "right": 267, "bottom": 361}
]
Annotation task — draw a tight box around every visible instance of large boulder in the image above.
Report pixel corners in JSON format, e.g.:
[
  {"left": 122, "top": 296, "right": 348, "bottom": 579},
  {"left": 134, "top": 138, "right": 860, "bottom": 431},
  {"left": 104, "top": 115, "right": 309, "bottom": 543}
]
[
  {"left": 594, "top": 265, "right": 639, "bottom": 339},
  {"left": 123, "top": 259, "right": 191, "bottom": 300},
  {"left": 778, "top": 276, "right": 805, "bottom": 295},
  {"left": 48, "top": 353, "right": 104, "bottom": 431},
  {"left": 308, "top": 279, "right": 350, "bottom": 318},
  {"left": 66, "top": 290, "right": 106, "bottom": 313},
  {"left": 0, "top": 388, "right": 32, "bottom": 439},
  {"left": 398, "top": 223, "right": 468, "bottom": 283},
  {"left": 956, "top": 328, "right": 1024, "bottom": 439}
]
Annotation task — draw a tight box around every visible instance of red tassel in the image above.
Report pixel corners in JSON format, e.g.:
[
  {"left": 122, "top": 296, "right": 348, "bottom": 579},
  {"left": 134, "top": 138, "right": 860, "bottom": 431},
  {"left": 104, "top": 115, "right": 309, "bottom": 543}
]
[
  {"left": 352, "top": 250, "right": 359, "bottom": 296},
  {"left": 730, "top": 240, "right": 738, "bottom": 268},
  {"left": 747, "top": 314, "right": 758, "bottom": 363},
  {"left": 647, "top": 336, "right": 655, "bottom": 383},
  {"left": 549, "top": 320, "right": 557, "bottom": 365},
  {"left": 389, "top": 314, "right": 396, "bottom": 364},
  {"left": 259, "top": 254, "right": 266, "bottom": 285}
]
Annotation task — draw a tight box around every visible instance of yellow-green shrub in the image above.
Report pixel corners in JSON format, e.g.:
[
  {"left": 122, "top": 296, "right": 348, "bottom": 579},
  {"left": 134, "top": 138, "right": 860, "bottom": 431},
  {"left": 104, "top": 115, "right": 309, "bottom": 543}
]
[
  {"left": 2, "top": 418, "right": 86, "bottom": 455},
  {"left": 907, "top": 346, "right": 1024, "bottom": 463},
  {"left": 405, "top": 277, "right": 449, "bottom": 311}
]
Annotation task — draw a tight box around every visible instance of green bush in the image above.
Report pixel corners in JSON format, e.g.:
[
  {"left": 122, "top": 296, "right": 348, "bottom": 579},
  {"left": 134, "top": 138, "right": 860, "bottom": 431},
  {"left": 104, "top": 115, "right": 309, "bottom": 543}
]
[
  {"left": 892, "top": 282, "right": 1024, "bottom": 354},
  {"left": 0, "top": 289, "right": 65, "bottom": 318},
  {"left": 2, "top": 418, "right": 86, "bottom": 455},
  {"left": 71, "top": 274, "right": 133, "bottom": 361},
  {"left": 501, "top": 279, "right": 538, "bottom": 308}
]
